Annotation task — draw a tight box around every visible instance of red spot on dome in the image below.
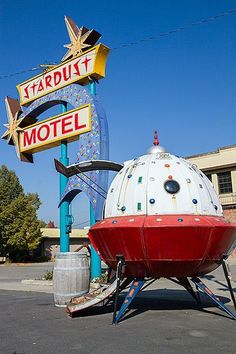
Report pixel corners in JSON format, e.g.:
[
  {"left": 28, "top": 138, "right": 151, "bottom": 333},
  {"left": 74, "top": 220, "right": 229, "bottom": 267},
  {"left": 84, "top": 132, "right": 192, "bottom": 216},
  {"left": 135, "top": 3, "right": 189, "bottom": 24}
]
[
  {"left": 165, "top": 164, "right": 170, "bottom": 168},
  {"left": 168, "top": 175, "right": 173, "bottom": 179}
]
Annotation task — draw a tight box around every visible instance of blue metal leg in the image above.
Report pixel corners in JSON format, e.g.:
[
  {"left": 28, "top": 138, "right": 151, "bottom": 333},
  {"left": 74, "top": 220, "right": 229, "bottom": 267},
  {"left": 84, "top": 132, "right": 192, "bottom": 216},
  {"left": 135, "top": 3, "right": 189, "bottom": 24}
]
[
  {"left": 112, "top": 256, "right": 125, "bottom": 324},
  {"left": 191, "top": 277, "right": 236, "bottom": 320},
  {"left": 113, "top": 279, "right": 145, "bottom": 324},
  {"left": 221, "top": 259, "right": 236, "bottom": 311}
]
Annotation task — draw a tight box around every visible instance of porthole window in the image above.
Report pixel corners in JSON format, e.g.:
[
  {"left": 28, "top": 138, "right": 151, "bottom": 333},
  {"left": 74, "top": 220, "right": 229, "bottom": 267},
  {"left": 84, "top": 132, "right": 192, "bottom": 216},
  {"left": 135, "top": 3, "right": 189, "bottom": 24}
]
[{"left": 164, "top": 180, "right": 180, "bottom": 194}]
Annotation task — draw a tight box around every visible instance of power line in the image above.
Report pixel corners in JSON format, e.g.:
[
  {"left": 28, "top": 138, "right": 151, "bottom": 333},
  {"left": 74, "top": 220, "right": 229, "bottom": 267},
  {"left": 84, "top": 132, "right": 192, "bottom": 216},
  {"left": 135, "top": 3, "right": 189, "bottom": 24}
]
[
  {"left": 112, "top": 8, "right": 236, "bottom": 50},
  {"left": 73, "top": 219, "right": 90, "bottom": 227},
  {"left": 75, "top": 173, "right": 107, "bottom": 199},
  {"left": 0, "top": 8, "right": 236, "bottom": 80},
  {"left": 73, "top": 164, "right": 108, "bottom": 195},
  {"left": 0, "top": 67, "right": 40, "bottom": 80}
]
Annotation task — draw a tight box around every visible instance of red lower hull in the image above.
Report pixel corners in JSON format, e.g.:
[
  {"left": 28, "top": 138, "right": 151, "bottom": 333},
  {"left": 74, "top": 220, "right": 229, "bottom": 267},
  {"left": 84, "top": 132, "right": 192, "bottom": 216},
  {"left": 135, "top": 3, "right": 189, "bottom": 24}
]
[{"left": 89, "top": 215, "right": 236, "bottom": 278}]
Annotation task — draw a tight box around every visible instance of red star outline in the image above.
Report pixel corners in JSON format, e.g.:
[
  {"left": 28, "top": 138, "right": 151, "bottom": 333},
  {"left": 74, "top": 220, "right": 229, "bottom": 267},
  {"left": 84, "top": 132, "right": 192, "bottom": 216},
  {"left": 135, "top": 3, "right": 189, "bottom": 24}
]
[{"left": 82, "top": 57, "right": 92, "bottom": 71}]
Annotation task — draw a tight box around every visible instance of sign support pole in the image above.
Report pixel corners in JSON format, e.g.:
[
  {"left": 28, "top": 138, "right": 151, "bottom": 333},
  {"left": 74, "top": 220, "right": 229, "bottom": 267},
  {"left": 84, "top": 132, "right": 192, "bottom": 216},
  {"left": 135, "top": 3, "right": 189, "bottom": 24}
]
[
  {"left": 60, "top": 102, "right": 70, "bottom": 252},
  {"left": 89, "top": 80, "right": 102, "bottom": 279}
]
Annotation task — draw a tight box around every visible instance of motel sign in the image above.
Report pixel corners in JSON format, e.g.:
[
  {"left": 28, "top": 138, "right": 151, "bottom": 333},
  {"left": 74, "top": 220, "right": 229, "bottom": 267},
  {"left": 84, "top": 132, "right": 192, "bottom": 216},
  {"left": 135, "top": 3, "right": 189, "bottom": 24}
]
[{"left": 20, "top": 105, "right": 91, "bottom": 154}]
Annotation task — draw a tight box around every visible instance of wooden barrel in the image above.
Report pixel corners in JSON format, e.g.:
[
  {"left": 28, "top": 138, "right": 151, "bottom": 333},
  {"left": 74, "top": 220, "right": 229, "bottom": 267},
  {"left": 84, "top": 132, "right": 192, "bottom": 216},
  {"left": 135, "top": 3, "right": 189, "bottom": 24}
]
[{"left": 53, "top": 252, "right": 90, "bottom": 307}]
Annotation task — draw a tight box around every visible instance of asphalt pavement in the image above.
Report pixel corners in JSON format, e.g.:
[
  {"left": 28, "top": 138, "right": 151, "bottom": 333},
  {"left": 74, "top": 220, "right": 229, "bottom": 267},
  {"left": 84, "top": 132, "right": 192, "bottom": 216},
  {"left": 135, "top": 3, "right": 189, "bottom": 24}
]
[
  {"left": 0, "top": 262, "right": 54, "bottom": 293},
  {"left": 0, "top": 260, "right": 236, "bottom": 354}
]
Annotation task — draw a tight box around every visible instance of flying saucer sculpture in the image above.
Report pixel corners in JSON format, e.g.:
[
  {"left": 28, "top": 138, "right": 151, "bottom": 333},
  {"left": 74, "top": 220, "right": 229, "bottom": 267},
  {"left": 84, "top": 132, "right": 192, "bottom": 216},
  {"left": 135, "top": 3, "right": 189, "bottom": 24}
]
[{"left": 89, "top": 133, "right": 236, "bottom": 278}]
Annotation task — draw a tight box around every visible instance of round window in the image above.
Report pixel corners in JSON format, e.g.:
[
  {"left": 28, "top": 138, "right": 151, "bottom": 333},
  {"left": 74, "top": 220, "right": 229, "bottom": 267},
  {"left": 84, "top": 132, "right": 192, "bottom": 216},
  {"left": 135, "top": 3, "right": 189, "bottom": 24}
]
[{"left": 164, "top": 180, "right": 180, "bottom": 194}]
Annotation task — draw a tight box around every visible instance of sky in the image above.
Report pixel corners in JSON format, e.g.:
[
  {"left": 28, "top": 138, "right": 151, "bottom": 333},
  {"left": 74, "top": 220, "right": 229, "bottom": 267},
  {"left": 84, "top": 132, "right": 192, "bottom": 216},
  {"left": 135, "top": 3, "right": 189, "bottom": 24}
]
[{"left": 0, "top": 0, "right": 236, "bottom": 227}]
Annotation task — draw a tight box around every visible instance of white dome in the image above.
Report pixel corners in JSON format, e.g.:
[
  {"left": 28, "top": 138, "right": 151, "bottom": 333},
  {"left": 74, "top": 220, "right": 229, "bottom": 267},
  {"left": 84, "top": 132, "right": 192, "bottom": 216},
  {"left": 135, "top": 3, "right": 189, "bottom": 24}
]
[{"left": 105, "top": 151, "right": 222, "bottom": 218}]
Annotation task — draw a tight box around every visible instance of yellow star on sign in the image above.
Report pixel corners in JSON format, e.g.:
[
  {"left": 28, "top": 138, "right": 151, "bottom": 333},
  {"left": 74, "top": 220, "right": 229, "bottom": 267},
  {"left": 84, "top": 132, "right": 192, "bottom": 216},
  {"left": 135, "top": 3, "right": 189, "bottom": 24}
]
[
  {"left": 2, "top": 97, "right": 24, "bottom": 158},
  {"left": 62, "top": 16, "right": 101, "bottom": 62}
]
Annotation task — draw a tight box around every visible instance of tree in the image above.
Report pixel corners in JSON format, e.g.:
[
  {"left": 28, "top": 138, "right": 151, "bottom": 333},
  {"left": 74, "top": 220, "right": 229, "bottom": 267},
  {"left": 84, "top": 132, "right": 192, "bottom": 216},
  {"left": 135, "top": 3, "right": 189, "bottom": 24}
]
[
  {"left": 46, "top": 220, "right": 56, "bottom": 228},
  {"left": 0, "top": 165, "right": 44, "bottom": 261},
  {"left": 0, "top": 165, "right": 23, "bottom": 212}
]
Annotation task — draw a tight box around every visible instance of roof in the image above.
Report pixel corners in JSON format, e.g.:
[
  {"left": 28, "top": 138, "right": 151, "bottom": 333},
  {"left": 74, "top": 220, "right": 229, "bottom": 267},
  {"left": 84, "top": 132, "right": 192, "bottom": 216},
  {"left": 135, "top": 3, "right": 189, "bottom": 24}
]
[
  {"left": 41, "top": 228, "right": 89, "bottom": 239},
  {"left": 185, "top": 144, "right": 236, "bottom": 171},
  {"left": 185, "top": 144, "right": 236, "bottom": 159}
]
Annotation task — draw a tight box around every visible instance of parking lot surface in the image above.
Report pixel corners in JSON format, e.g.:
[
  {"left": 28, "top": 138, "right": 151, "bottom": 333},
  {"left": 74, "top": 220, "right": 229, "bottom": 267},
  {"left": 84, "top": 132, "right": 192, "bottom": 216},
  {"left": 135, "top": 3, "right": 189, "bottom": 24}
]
[{"left": 0, "top": 261, "right": 236, "bottom": 354}]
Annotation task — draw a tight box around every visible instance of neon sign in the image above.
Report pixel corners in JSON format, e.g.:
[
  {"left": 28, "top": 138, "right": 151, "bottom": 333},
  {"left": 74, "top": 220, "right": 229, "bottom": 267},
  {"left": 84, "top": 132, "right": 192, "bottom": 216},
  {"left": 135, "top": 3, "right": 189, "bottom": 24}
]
[
  {"left": 20, "top": 104, "right": 91, "bottom": 154},
  {"left": 2, "top": 16, "right": 109, "bottom": 164},
  {"left": 17, "top": 44, "right": 109, "bottom": 106}
]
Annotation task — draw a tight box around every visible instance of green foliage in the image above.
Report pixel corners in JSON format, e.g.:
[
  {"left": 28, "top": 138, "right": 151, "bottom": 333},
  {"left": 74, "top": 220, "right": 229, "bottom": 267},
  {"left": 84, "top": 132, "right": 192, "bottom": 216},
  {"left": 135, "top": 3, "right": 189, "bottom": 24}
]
[
  {"left": 0, "top": 165, "right": 44, "bottom": 261},
  {"left": 91, "top": 271, "right": 108, "bottom": 284},
  {"left": 42, "top": 270, "right": 53, "bottom": 280},
  {"left": 0, "top": 165, "right": 23, "bottom": 212}
]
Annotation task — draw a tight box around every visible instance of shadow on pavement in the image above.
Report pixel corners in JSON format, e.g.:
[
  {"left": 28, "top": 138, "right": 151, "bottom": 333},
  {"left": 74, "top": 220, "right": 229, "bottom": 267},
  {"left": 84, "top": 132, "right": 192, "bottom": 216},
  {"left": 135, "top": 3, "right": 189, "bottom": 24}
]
[
  {"left": 71, "top": 288, "right": 234, "bottom": 322},
  {"left": 202, "top": 274, "right": 236, "bottom": 292}
]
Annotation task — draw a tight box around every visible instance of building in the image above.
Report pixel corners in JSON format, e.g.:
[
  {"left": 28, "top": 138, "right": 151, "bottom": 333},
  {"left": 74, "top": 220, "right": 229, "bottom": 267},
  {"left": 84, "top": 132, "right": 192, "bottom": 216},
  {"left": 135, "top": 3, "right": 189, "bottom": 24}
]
[
  {"left": 41, "top": 227, "right": 89, "bottom": 259},
  {"left": 186, "top": 145, "right": 236, "bottom": 222},
  {"left": 186, "top": 144, "right": 236, "bottom": 257}
]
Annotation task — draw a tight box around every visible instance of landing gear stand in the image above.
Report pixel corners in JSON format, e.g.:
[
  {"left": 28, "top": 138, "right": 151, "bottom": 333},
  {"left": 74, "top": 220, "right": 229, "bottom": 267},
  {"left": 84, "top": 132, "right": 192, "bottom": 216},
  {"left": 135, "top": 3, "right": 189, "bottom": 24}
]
[
  {"left": 112, "top": 255, "right": 125, "bottom": 324},
  {"left": 221, "top": 259, "right": 236, "bottom": 311},
  {"left": 112, "top": 274, "right": 236, "bottom": 324},
  {"left": 67, "top": 258, "right": 236, "bottom": 323},
  {"left": 191, "top": 276, "right": 236, "bottom": 320},
  {"left": 168, "top": 277, "right": 201, "bottom": 304},
  {"left": 113, "top": 279, "right": 145, "bottom": 325}
]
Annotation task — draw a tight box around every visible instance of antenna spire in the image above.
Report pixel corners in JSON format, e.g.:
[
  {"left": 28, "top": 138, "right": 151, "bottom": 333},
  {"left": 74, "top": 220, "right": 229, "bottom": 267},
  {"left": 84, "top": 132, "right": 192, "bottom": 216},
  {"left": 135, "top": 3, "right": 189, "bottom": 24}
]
[{"left": 153, "top": 130, "right": 159, "bottom": 146}]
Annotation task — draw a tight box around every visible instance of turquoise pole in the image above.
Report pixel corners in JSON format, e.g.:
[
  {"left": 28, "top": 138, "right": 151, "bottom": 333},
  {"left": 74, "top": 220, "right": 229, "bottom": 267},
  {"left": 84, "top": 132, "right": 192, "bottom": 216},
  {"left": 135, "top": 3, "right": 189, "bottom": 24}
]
[
  {"left": 90, "top": 204, "right": 101, "bottom": 278},
  {"left": 89, "top": 80, "right": 102, "bottom": 278},
  {"left": 60, "top": 102, "right": 70, "bottom": 252}
]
